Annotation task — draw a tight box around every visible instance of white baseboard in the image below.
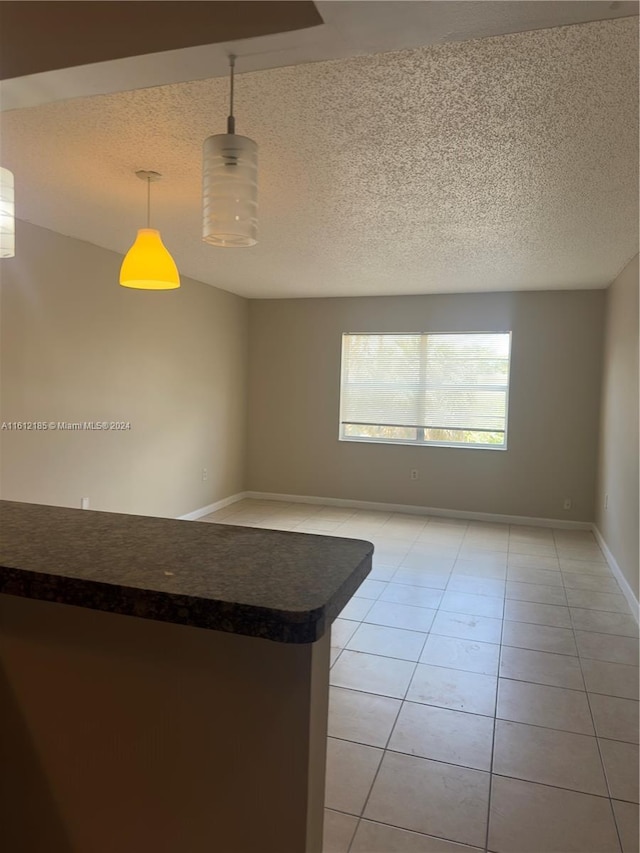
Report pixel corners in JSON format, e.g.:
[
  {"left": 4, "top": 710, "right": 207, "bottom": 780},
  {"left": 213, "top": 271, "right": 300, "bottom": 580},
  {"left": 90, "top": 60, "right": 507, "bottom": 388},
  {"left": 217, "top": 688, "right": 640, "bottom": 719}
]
[
  {"left": 592, "top": 525, "right": 640, "bottom": 624},
  {"left": 178, "top": 492, "right": 247, "bottom": 521},
  {"left": 243, "top": 490, "right": 592, "bottom": 530}
]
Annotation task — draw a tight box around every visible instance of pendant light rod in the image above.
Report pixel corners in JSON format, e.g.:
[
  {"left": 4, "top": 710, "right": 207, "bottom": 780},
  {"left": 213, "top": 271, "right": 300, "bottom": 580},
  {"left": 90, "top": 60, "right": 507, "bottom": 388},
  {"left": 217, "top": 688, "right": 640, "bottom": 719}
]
[
  {"left": 135, "top": 169, "right": 161, "bottom": 228},
  {"left": 227, "top": 54, "right": 236, "bottom": 135}
]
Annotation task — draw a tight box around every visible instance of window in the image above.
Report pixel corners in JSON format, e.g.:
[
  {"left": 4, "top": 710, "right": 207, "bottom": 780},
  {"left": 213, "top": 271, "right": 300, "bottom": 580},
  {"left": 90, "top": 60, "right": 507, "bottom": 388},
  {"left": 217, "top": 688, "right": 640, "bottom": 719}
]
[{"left": 339, "top": 332, "right": 512, "bottom": 449}]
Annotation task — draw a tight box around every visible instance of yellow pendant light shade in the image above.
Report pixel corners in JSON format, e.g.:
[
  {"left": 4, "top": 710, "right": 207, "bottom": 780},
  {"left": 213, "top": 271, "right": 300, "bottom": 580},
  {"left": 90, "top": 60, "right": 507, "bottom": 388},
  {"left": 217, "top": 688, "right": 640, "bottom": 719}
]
[
  {"left": 119, "top": 170, "right": 180, "bottom": 290},
  {"left": 120, "top": 228, "right": 180, "bottom": 290}
]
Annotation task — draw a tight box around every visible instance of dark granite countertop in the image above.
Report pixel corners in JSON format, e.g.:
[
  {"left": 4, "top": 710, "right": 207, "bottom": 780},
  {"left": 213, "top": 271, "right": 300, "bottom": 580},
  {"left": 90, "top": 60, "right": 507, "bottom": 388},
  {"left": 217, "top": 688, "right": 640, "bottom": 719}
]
[{"left": 0, "top": 500, "right": 373, "bottom": 643}]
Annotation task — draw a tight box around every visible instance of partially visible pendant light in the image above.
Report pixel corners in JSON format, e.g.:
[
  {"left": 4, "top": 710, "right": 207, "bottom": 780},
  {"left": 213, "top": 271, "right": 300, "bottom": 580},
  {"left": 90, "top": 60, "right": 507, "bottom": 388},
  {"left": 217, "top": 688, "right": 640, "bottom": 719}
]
[
  {"left": 0, "top": 167, "right": 15, "bottom": 258},
  {"left": 202, "top": 55, "right": 258, "bottom": 247},
  {"left": 120, "top": 170, "right": 180, "bottom": 290}
]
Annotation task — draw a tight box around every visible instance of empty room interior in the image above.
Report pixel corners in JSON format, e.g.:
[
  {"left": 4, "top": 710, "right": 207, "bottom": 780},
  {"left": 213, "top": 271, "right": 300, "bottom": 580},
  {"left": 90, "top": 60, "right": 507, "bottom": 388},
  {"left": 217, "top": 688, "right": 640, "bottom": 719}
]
[{"left": 0, "top": 2, "right": 639, "bottom": 853}]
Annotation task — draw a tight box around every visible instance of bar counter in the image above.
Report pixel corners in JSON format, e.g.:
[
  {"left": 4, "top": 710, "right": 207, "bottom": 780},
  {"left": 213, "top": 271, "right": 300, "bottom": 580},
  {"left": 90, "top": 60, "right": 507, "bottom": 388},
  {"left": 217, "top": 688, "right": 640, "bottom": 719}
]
[{"left": 0, "top": 500, "right": 373, "bottom": 853}]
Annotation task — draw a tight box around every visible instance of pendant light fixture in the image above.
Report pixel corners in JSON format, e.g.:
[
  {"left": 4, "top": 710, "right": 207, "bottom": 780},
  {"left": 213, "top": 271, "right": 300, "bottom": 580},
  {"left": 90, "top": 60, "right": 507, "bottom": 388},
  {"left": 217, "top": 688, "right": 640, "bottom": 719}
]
[
  {"left": 202, "top": 55, "right": 258, "bottom": 247},
  {"left": 0, "top": 167, "right": 15, "bottom": 258},
  {"left": 120, "top": 170, "right": 180, "bottom": 290}
]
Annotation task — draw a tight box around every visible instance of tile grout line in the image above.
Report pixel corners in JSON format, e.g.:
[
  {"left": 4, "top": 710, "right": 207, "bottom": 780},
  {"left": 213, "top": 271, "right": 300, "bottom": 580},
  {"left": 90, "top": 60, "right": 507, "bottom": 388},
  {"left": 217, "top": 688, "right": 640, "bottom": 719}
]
[
  {"left": 346, "top": 516, "right": 470, "bottom": 852},
  {"left": 343, "top": 513, "right": 437, "bottom": 853},
  {"left": 482, "top": 525, "right": 513, "bottom": 853},
  {"left": 556, "top": 528, "right": 627, "bottom": 853}
]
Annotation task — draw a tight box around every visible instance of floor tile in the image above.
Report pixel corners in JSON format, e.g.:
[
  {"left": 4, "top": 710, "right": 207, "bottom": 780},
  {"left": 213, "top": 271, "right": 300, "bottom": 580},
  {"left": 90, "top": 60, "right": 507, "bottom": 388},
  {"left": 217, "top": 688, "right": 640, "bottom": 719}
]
[
  {"left": 388, "top": 701, "right": 494, "bottom": 771},
  {"left": 346, "top": 623, "right": 427, "bottom": 662},
  {"left": 560, "top": 558, "right": 613, "bottom": 576},
  {"left": 599, "top": 739, "right": 640, "bottom": 803},
  {"left": 589, "top": 694, "right": 640, "bottom": 743},
  {"left": 372, "top": 539, "right": 413, "bottom": 565},
  {"left": 325, "top": 737, "right": 383, "bottom": 815},
  {"left": 505, "top": 581, "right": 567, "bottom": 606},
  {"left": 459, "top": 546, "right": 509, "bottom": 559},
  {"left": 507, "top": 553, "right": 560, "bottom": 571},
  {"left": 612, "top": 800, "right": 640, "bottom": 853},
  {"left": 445, "top": 575, "right": 506, "bottom": 597},
  {"left": 497, "top": 678, "right": 594, "bottom": 734},
  {"left": 570, "top": 609, "right": 639, "bottom": 638},
  {"left": 499, "top": 646, "right": 584, "bottom": 689},
  {"left": 351, "top": 820, "right": 483, "bottom": 852},
  {"left": 562, "top": 573, "right": 623, "bottom": 593},
  {"left": 440, "top": 590, "right": 504, "bottom": 619},
  {"left": 455, "top": 551, "right": 507, "bottom": 567},
  {"left": 407, "top": 541, "right": 460, "bottom": 558},
  {"left": 354, "top": 578, "right": 388, "bottom": 600},
  {"left": 557, "top": 548, "right": 607, "bottom": 564},
  {"left": 565, "top": 588, "right": 631, "bottom": 614},
  {"left": 506, "top": 567, "right": 564, "bottom": 586},
  {"left": 407, "top": 664, "right": 497, "bottom": 716},
  {"left": 581, "top": 659, "right": 640, "bottom": 700},
  {"left": 493, "top": 719, "right": 608, "bottom": 795},
  {"left": 330, "top": 650, "right": 415, "bottom": 699},
  {"left": 364, "top": 751, "right": 490, "bottom": 849},
  {"left": 364, "top": 600, "right": 437, "bottom": 633},
  {"left": 488, "top": 775, "right": 622, "bottom": 853},
  {"left": 508, "top": 542, "right": 557, "bottom": 558},
  {"left": 501, "top": 621, "right": 577, "bottom": 655},
  {"left": 339, "top": 597, "right": 374, "bottom": 621},
  {"left": 380, "top": 583, "right": 443, "bottom": 609},
  {"left": 323, "top": 809, "right": 358, "bottom": 853},
  {"left": 328, "top": 686, "right": 401, "bottom": 748},
  {"left": 331, "top": 618, "right": 360, "bottom": 649},
  {"left": 392, "top": 568, "right": 451, "bottom": 590},
  {"left": 420, "top": 634, "right": 500, "bottom": 676},
  {"left": 400, "top": 552, "right": 456, "bottom": 572},
  {"left": 453, "top": 558, "right": 507, "bottom": 580},
  {"left": 369, "top": 563, "right": 398, "bottom": 582},
  {"left": 504, "top": 600, "right": 571, "bottom": 628},
  {"left": 575, "top": 630, "right": 640, "bottom": 665},
  {"left": 431, "top": 611, "right": 502, "bottom": 644}
]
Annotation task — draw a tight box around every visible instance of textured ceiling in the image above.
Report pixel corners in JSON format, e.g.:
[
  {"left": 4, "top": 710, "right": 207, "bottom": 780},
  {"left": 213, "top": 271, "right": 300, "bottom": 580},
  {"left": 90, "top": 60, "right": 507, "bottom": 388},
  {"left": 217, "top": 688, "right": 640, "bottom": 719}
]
[{"left": 2, "top": 16, "right": 638, "bottom": 298}]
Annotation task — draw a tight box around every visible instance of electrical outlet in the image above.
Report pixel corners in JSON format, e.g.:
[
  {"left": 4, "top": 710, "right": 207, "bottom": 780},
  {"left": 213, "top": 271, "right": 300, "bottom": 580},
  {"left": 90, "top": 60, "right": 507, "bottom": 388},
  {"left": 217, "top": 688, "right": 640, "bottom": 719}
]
[
  {"left": 410, "top": 469, "right": 419, "bottom": 480},
  {"left": 563, "top": 498, "right": 572, "bottom": 510},
  {"left": 604, "top": 493, "right": 609, "bottom": 510},
  {"left": 81, "top": 497, "right": 90, "bottom": 510},
  {"left": 201, "top": 468, "right": 208, "bottom": 482}
]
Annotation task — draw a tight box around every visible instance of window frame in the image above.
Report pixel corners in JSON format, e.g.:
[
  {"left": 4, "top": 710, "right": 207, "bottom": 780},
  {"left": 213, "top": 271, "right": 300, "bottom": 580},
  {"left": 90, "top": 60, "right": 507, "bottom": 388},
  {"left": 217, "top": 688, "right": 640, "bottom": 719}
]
[{"left": 338, "top": 330, "right": 512, "bottom": 451}]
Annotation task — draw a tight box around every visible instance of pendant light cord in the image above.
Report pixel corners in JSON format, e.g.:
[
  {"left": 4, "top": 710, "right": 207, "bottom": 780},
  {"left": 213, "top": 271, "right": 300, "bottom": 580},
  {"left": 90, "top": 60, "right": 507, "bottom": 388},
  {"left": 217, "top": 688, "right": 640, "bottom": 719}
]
[
  {"left": 227, "top": 54, "right": 236, "bottom": 135},
  {"left": 146, "top": 177, "right": 151, "bottom": 228}
]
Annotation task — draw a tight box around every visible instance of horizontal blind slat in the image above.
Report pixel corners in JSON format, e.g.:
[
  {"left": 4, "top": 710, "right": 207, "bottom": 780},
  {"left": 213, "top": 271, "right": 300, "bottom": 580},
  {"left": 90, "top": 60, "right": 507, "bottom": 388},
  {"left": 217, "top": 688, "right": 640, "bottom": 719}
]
[{"left": 341, "top": 332, "right": 511, "bottom": 436}]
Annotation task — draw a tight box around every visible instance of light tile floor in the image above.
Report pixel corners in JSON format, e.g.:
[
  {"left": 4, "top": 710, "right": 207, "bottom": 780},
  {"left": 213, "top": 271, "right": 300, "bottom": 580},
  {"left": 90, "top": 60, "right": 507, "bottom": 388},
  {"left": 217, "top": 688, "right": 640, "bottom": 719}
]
[{"left": 201, "top": 500, "right": 640, "bottom": 853}]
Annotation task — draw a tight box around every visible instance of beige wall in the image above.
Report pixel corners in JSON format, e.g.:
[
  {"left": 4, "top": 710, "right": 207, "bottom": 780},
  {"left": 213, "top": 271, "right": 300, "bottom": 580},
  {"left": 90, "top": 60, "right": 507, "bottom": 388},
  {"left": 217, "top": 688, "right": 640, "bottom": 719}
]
[
  {"left": 596, "top": 254, "right": 639, "bottom": 598},
  {"left": 247, "top": 290, "right": 605, "bottom": 522},
  {"left": 0, "top": 221, "right": 248, "bottom": 518}
]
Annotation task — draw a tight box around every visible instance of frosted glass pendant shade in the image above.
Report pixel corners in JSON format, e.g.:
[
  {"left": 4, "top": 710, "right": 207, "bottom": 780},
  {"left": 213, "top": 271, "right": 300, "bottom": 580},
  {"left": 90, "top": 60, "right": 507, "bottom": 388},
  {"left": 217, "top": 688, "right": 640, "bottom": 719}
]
[
  {"left": 0, "top": 167, "right": 15, "bottom": 258},
  {"left": 119, "top": 228, "right": 180, "bottom": 290},
  {"left": 202, "top": 134, "right": 257, "bottom": 247}
]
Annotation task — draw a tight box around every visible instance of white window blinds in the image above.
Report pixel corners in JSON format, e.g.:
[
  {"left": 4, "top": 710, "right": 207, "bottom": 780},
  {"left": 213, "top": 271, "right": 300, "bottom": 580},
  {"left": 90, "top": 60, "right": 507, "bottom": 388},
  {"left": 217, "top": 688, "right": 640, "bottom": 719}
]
[{"left": 340, "top": 332, "right": 511, "bottom": 448}]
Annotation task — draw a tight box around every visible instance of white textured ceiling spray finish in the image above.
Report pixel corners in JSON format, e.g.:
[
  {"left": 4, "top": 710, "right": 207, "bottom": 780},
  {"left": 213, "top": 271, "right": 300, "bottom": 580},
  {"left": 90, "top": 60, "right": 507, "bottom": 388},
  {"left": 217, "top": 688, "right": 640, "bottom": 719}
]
[{"left": 2, "top": 18, "right": 638, "bottom": 298}]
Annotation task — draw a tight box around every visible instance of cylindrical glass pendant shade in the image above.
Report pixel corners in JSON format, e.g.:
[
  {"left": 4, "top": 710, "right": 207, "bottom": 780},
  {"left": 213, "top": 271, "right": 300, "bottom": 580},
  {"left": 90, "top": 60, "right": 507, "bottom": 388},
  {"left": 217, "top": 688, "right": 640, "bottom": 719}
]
[
  {"left": 119, "top": 228, "right": 180, "bottom": 290},
  {"left": 0, "top": 167, "right": 15, "bottom": 258},
  {"left": 202, "top": 134, "right": 257, "bottom": 247}
]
